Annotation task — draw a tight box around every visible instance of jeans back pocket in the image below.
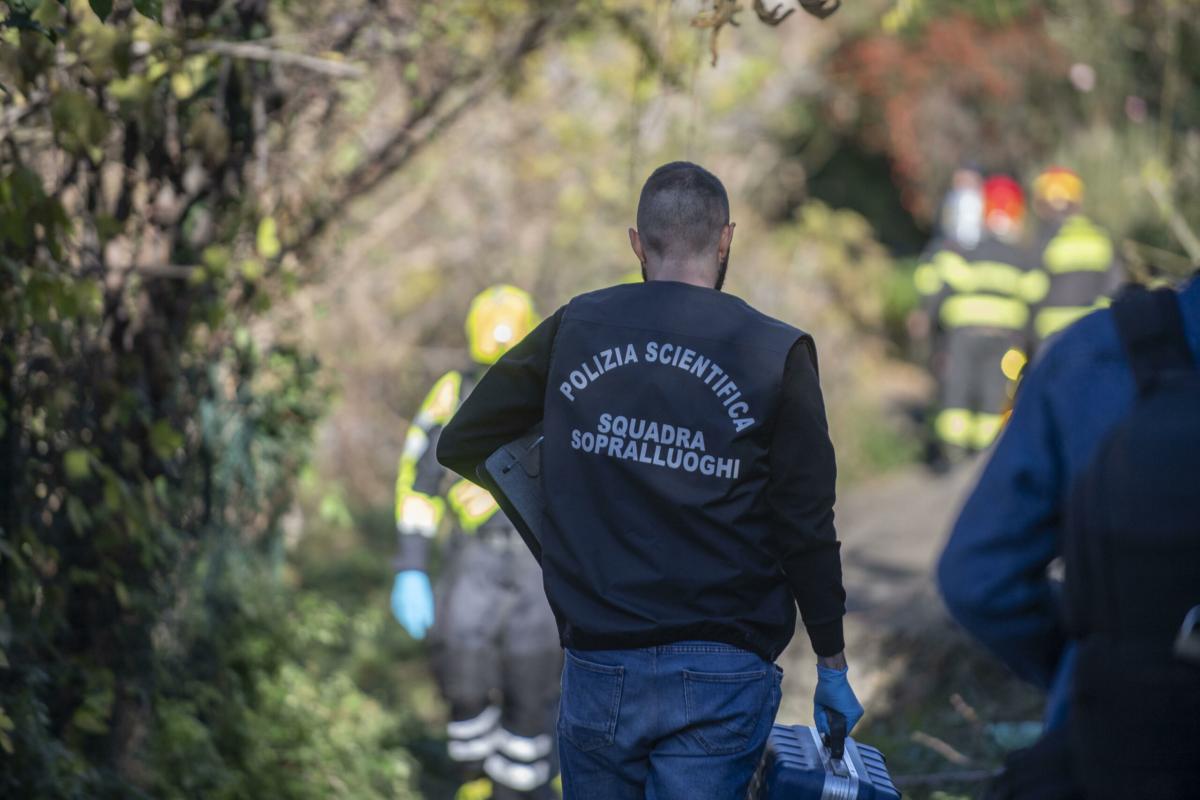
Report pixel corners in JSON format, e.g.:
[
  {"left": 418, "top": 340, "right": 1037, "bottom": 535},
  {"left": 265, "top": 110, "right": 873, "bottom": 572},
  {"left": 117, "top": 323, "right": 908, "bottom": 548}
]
[
  {"left": 559, "top": 651, "right": 624, "bottom": 752},
  {"left": 682, "top": 668, "right": 770, "bottom": 755}
]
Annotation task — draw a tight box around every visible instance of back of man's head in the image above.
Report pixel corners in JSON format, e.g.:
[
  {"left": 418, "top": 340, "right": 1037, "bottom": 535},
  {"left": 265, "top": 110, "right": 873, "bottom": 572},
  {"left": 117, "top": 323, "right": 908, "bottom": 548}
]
[{"left": 635, "top": 162, "right": 731, "bottom": 284}]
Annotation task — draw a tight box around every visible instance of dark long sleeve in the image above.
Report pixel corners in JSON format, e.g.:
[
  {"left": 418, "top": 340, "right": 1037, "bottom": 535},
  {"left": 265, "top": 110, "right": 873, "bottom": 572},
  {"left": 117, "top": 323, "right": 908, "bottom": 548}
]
[
  {"left": 937, "top": 342, "right": 1068, "bottom": 690},
  {"left": 437, "top": 307, "right": 563, "bottom": 482},
  {"left": 767, "top": 339, "right": 845, "bottom": 657}
]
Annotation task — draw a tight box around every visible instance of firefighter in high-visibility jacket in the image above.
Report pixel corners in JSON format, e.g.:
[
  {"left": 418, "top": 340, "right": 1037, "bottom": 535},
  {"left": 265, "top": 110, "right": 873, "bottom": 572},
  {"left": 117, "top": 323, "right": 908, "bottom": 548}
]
[
  {"left": 915, "top": 175, "right": 1046, "bottom": 456},
  {"left": 391, "top": 285, "right": 562, "bottom": 800},
  {"left": 911, "top": 166, "right": 985, "bottom": 468},
  {"left": 1029, "top": 167, "right": 1124, "bottom": 352}
]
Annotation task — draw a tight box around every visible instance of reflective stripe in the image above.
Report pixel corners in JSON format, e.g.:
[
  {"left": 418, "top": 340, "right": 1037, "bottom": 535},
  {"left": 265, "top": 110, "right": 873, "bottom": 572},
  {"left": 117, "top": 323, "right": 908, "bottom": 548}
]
[
  {"left": 919, "top": 251, "right": 1044, "bottom": 307},
  {"left": 447, "top": 731, "right": 502, "bottom": 762},
  {"left": 395, "top": 371, "right": 462, "bottom": 531},
  {"left": 398, "top": 494, "right": 440, "bottom": 537},
  {"left": 914, "top": 262, "right": 942, "bottom": 295},
  {"left": 972, "top": 412, "right": 1005, "bottom": 450},
  {"left": 935, "top": 409, "right": 974, "bottom": 448},
  {"left": 967, "top": 260, "right": 1026, "bottom": 295},
  {"left": 402, "top": 427, "right": 429, "bottom": 460},
  {"left": 1017, "top": 269, "right": 1050, "bottom": 303},
  {"left": 1043, "top": 217, "right": 1113, "bottom": 274},
  {"left": 419, "top": 371, "right": 464, "bottom": 426},
  {"left": 1034, "top": 303, "right": 1104, "bottom": 339},
  {"left": 447, "top": 705, "right": 502, "bottom": 762},
  {"left": 454, "top": 778, "right": 493, "bottom": 800},
  {"left": 929, "top": 253, "right": 1028, "bottom": 296},
  {"left": 497, "top": 729, "right": 554, "bottom": 761},
  {"left": 939, "top": 294, "right": 1029, "bottom": 329},
  {"left": 447, "top": 705, "right": 501, "bottom": 741},
  {"left": 934, "top": 251, "right": 974, "bottom": 292},
  {"left": 447, "top": 479, "right": 499, "bottom": 532},
  {"left": 937, "top": 409, "right": 1006, "bottom": 449},
  {"left": 483, "top": 753, "right": 552, "bottom": 792}
]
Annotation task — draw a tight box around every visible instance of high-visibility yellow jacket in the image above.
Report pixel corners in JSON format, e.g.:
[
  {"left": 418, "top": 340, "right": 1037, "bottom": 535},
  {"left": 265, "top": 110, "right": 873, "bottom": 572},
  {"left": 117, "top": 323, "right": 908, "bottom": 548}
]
[
  {"left": 915, "top": 236, "right": 1047, "bottom": 335},
  {"left": 1031, "top": 215, "right": 1123, "bottom": 345},
  {"left": 393, "top": 370, "right": 506, "bottom": 571}
]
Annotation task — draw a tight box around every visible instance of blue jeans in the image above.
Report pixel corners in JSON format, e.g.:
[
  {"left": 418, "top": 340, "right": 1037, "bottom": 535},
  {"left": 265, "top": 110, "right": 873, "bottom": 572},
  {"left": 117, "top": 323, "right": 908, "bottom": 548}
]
[{"left": 557, "top": 641, "right": 783, "bottom": 800}]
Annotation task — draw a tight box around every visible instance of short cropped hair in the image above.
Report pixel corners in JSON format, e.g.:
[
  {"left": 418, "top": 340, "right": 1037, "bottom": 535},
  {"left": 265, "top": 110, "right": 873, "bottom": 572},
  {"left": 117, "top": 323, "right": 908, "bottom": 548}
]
[{"left": 636, "top": 162, "right": 730, "bottom": 261}]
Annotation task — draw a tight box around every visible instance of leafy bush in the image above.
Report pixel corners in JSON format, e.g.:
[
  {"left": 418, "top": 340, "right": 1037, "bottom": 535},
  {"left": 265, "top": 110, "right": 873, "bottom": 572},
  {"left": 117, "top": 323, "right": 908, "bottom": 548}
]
[{"left": 0, "top": 2, "right": 423, "bottom": 796}]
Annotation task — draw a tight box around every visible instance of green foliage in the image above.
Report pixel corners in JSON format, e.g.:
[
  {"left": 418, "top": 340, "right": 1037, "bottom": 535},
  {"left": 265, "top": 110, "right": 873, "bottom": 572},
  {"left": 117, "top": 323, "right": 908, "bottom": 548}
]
[
  {"left": 833, "top": 1, "right": 1200, "bottom": 271},
  {"left": 881, "top": 0, "right": 1033, "bottom": 36},
  {"left": 88, "top": 0, "right": 113, "bottom": 23},
  {"left": 142, "top": 564, "right": 418, "bottom": 800},
  {"left": 0, "top": 1, "right": 418, "bottom": 797},
  {"left": 856, "top": 631, "right": 1045, "bottom": 800}
]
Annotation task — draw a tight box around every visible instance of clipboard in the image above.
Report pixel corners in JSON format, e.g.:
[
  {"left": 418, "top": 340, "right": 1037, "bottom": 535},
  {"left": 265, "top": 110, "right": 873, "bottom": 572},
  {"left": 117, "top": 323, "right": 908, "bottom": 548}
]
[{"left": 480, "top": 426, "right": 544, "bottom": 562}]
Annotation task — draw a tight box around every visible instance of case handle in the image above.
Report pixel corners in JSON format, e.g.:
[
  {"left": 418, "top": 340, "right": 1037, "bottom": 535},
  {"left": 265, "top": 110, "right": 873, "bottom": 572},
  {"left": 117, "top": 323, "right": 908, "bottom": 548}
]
[{"left": 822, "top": 709, "right": 847, "bottom": 763}]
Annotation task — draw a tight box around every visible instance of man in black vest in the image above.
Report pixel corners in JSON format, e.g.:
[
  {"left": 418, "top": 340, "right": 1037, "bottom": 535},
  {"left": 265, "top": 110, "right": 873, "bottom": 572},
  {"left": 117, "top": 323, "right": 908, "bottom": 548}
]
[{"left": 438, "top": 162, "right": 861, "bottom": 799}]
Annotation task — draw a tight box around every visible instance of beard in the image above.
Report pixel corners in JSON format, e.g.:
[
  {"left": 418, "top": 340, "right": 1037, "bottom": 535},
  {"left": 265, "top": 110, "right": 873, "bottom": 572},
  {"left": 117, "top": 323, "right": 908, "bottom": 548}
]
[
  {"left": 639, "top": 250, "right": 729, "bottom": 290},
  {"left": 714, "top": 249, "right": 729, "bottom": 291}
]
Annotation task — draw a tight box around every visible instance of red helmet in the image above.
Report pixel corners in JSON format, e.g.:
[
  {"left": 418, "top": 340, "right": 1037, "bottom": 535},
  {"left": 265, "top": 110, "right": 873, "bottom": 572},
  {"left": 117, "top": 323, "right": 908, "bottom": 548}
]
[{"left": 984, "top": 175, "right": 1025, "bottom": 229}]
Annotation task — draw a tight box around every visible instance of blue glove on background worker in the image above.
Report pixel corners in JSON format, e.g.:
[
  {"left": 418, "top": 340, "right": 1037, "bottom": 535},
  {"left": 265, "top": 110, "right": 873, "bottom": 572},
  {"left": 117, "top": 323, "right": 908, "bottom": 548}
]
[
  {"left": 814, "top": 664, "right": 864, "bottom": 736},
  {"left": 391, "top": 569, "right": 434, "bottom": 640}
]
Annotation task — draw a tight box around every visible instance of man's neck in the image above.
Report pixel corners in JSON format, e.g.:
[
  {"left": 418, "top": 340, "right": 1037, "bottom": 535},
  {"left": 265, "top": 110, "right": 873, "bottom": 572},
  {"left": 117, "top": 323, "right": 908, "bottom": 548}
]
[{"left": 645, "top": 262, "right": 716, "bottom": 289}]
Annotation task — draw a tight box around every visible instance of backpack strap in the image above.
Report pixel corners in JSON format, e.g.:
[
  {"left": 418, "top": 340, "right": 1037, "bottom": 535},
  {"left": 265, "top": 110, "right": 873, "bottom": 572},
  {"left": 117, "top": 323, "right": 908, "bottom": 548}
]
[{"left": 1111, "top": 286, "right": 1195, "bottom": 395}]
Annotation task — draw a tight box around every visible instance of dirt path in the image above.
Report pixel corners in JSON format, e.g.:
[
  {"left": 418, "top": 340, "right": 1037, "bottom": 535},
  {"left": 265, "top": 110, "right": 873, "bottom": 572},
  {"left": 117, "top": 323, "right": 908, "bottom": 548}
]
[{"left": 776, "top": 463, "right": 980, "bottom": 725}]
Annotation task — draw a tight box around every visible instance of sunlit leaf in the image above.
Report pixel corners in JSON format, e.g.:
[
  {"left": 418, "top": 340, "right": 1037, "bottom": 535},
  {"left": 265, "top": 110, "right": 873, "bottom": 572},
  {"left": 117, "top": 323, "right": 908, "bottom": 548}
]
[
  {"left": 149, "top": 420, "right": 183, "bottom": 459},
  {"left": 71, "top": 707, "right": 109, "bottom": 735},
  {"left": 102, "top": 475, "right": 122, "bottom": 510},
  {"left": 66, "top": 497, "right": 92, "bottom": 533},
  {"left": 49, "top": 89, "right": 111, "bottom": 157},
  {"left": 256, "top": 217, "right": 282, "bottom": 260},
  {"left": 64, "top": 448, "right": 91, "bottom": 480},
  {"left": 241, "top": 259, "right": 264, "bottom": 281}
]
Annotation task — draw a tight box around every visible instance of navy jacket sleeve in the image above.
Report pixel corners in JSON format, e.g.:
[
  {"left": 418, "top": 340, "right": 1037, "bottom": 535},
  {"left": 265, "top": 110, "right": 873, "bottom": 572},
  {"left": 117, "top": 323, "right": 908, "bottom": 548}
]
[
  {"left": 437, "top": 308, "right": 563, "bottom": 482},
  {"left": 767, "top": 341, "right": 846, "bottom": 657},
  {"left": 937, "top": 346, "right": 1068, "bottom": 689}
]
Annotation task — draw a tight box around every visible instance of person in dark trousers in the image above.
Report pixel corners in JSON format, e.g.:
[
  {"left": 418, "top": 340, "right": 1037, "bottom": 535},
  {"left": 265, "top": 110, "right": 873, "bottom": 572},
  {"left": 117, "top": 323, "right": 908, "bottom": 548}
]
[
  {"left": 911, "top": 165, "right": 985, "bottom": 469},
  {"left": 916, "top": 175, "right": 1045, "bottom": 458},
  {"left": 938, "top": 275, "right": 1200, "bottom": 798},
  {"left": 437, "top": 162, "right": 862, "bottom": 799},
  {"left": 390, "top": 285, "right": 563, "bottom": 800}
]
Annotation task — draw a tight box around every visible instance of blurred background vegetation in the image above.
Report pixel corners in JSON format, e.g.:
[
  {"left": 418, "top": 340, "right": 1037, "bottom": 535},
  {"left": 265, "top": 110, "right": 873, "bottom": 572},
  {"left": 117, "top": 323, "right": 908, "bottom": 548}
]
[{"left": 2, "top": 0, "right": 1197, "bottom": 797}]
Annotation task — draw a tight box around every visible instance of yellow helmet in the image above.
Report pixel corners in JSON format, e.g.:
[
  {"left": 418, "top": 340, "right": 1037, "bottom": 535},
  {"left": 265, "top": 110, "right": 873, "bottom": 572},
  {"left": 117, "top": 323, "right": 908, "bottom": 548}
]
[
  {"left": 465, "top": 285, "right": 538, "bottom": 365},
  {"left": 1033, "top": 167, "right": 1084, "bottom": 212}
]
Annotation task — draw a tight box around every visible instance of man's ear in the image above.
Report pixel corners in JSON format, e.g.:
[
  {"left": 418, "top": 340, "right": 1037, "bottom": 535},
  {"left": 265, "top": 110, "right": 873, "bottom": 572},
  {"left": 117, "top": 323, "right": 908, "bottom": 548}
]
[
  {"left": 718, "top": 222, "right": 735, "bottom": 261},
  {"left": 628, "top": 228, "right": 647, "bottom": 266}
]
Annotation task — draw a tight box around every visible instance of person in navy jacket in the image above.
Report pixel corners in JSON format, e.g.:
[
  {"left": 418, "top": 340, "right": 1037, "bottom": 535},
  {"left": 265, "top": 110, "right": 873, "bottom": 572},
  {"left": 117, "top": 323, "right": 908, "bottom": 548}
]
[{"left": 938, "top": 275, "right": 1200, "bottom": 757}]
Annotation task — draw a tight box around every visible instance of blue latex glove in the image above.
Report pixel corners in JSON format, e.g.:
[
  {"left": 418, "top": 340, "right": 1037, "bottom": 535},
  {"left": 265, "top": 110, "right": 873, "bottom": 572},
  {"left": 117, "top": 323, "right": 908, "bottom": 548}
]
[
  {"left": 391, "top": 570, "right": 434, "bottom": 640},
  {"left": 813, "top": 664, "right": 864, "bottom": 736}
]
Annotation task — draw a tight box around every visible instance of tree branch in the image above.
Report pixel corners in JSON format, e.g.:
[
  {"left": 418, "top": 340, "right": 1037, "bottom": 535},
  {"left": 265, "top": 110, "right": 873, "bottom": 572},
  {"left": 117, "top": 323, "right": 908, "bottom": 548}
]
[
  {"left": 286, "top": 8, "right": 569, "bottom": 256},
  {"left": 1143, "top": 169, "right": 1200, "bottom": 265},
  {"left": 188, "top": 41, "right": 366, "bottom": 79}
]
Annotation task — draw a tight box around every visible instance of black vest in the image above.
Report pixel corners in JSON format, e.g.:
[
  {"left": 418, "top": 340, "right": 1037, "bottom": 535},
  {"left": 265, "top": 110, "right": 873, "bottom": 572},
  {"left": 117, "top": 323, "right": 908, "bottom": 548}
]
[
  {"left": 542, "top": 281, "right": 806, "bottom": 660},
  {"left": 1062, "top": 288, "right": 1200, "bottom": 798}
]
